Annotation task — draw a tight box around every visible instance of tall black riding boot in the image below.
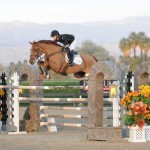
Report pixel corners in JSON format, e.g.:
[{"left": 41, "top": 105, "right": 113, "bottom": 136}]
[{"left": 69, "top": 50, "right": 75, "bottom": 66}]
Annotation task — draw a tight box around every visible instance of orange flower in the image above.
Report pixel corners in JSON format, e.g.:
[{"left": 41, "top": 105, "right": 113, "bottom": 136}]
[
  {"left": 128, "top": 111, "right": 132, "bottom": 116},
  {"left": 121, "top": 85, "right": 150, "bottom": 128}
]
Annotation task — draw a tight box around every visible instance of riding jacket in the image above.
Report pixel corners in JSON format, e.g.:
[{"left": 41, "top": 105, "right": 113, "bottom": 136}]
[{"left": 56, "top": 34, "right": 75, "bottom": 46}]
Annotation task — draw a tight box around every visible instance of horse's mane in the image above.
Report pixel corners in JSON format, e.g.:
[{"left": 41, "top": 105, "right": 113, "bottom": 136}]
[{"left": 37, "top": 40, "right": 63, "bottom": 48}]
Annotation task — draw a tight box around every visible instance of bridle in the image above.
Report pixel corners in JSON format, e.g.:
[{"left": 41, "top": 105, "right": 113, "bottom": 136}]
[
  {"left": 30, "top": 47, "right": 43, "bottom": 60},
  {"left": 30, "top": 45, "right": 66, "bottom": 62}
]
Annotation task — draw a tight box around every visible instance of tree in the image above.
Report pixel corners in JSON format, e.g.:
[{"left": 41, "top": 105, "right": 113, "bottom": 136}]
[
  {"left": 76, "top": 40, "right": 110, "bottom": 61},
  {"left": 119, "top": 38, "right": 131, "bottom": 58},
  {"left": 137, "top": 32, "right": 147, "bottom": 60},
  {"left": 23, "top": 59, "right": 28, "bottom": 65},
  {"left": 7, "top": 62, "right": 16, "bottom": 78},
  {"left": 143, "top": 37, "right": 150, "bottom": 61},
  {"left": 128, "top": 32, "right": 138, "bottom": 58}
]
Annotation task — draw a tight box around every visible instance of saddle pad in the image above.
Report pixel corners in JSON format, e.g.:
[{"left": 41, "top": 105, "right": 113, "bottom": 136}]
[
  {"left": 65, "top": 54, "right": 82, "bottom": 65},
  {"left": 73, "top": 54, "right": 82, "bottom": 65}
]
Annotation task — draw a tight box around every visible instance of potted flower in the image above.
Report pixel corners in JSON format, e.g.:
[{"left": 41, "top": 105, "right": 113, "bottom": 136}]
[
  {"left": 120, "top": 85, "right": 150, "bottom": 142},
  {"left": 124, "top": 102, "right": 147, "bottom": 128}
]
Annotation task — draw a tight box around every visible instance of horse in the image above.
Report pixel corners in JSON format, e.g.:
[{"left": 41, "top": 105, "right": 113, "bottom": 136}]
[{"left": 29, "top": 40, "right": 98, "bottom": 78}]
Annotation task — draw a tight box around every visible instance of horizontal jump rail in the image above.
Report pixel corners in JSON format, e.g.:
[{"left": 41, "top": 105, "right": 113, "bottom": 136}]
[
  {"left": 0, "top": 85, "right": 84, "bottom": 90},
  {"left": 19, "top": 97, "right": 116, "bottom": 103},
  {"left": 40, "top": 114, "right": 87, "bottom": 119},
  {"left": 40, "top": 106, "right": 88, "bottom": 111},
  {"left": 40, "top": 122, "right": 113, "bottom": 127},
  {"left": 40, "top": 114, "right": 114, "bottom": 119},
  {"left": 19, "top": 97, "right": 87, "bottom": 102},
  {"left": 40, "top": 106, "right": 113, "bottom": 111},
  {"left": 40, "top": 122, "right": 87, "bottom": 127}
]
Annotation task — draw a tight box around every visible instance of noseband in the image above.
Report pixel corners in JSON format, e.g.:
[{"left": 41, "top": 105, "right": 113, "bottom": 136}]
[{"left": 30, "top": 47, "right": 42, "bottom": 59}]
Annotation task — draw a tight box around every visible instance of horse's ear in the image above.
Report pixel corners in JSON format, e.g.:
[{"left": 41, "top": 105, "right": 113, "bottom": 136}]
[{"left": 29, "top": 41, "right": 33, "bottom": 45}]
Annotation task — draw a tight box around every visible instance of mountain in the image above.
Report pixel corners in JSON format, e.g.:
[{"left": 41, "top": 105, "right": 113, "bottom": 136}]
[{"left": 0, "top": 16, "right": 150, "bottom": 65}]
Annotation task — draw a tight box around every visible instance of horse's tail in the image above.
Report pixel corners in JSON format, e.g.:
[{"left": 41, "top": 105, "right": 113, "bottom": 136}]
[{"left": 92, "top": 55, "right": 98, "bottom": 62}]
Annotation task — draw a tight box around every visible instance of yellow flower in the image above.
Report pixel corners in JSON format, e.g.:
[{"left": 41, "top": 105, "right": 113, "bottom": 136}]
[{"left": 0, "top": 90, "right": 5, "bottom": 96}]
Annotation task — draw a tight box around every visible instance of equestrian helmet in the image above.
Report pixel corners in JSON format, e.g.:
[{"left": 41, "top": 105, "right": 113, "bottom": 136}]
[{"left": 51, "top": 30, "right": 59, "bottom": 37}]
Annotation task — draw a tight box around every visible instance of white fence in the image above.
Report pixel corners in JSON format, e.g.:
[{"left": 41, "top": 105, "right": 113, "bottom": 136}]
[{"left": 1, "top": 72, "right": 121, "bottom": 133}]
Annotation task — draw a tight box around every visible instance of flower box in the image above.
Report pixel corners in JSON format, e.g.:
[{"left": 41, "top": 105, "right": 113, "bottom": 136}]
[
  {"left": 145, "top": 126, "right": 150, "bottom": 141},
  {"left": 128, "top": 126, "right": 146, "bottom": 142}
]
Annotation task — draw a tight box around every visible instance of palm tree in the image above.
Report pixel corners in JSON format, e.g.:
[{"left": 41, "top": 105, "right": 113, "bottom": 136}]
[
  {"left": 119, "top": 38, "right": 131, "bottom": 58},
  {"left": 137, "top": 32, "right": 147, "bottom": 60},
  {"left": 128, "top": 32, "right": 138, "bottom": 58},
  {"left": 143, "top": 37, "right": 150, "bottom": 61}
]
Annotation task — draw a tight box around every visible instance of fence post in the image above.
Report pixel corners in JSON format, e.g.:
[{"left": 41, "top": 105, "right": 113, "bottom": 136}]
[
  {"left": 113, "top": 97, "right": 120, "bottom": 127},
  {"left": 11, "top": 72, "right": 20, "bottom": 132}
]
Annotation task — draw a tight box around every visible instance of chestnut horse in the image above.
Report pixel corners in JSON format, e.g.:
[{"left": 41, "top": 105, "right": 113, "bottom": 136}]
[{"left": 29, "top": 40, "right": 98, "bottom": 78}]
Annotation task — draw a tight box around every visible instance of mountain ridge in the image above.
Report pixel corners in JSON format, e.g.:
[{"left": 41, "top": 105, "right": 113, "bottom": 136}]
[{"left": 0, "top": 16, "right": 150, "bottom": 65}]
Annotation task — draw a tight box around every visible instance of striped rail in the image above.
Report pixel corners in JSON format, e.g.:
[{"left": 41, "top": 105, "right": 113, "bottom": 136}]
[
  {"left": 19, "top": 97, "right": 113, "bottom": 102},
  {"left": 40, "top": 106, "right": 88, "bottom": 111},
  {"left": 19, "top": 97, "right": 87, "bottom": 102},
  {"left": 0, "top": 85, "right": 84, "bottom": 90},
  {"left": 40, "top": 122, "right": 114, "bottom": 128},
  {"left": 40, "top": 114, "right": 87, "bottom": 119},
  {"left": 40, "top": 114, "right": 115, "bottom": 119},
  {"left": 40, "top": 122, "right": 87, "bottom": 128},
  {"left": 40, "top": 106, "right": 114, "bottom": 111}
]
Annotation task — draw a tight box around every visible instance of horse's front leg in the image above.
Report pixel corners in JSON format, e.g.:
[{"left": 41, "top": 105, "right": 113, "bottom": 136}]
[
  {"left": 37, "top": 60, "right": 51, "bottom": 79},
  {"left": 37, "top": 60, "right": 45, "bottom": 75},
  {"left": 44, "top": 62, "right": 51, "bottom": 79}
]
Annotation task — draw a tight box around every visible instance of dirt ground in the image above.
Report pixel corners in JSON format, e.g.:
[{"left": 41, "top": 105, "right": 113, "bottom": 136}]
[
  {"left": 0, "top": 128, "right": 150, "bottom": 150},
  {"left": 0, "top": 107, "right": 149, "bottom": 150}
]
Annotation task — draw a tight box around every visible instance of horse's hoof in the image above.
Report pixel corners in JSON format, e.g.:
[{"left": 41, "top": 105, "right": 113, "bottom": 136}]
[{"left": 46, "top": 74, "right": 50, "bottom": 79}]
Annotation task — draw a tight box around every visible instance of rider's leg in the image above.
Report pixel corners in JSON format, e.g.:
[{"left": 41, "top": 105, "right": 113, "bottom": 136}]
[
  {"left": 65, "top": 47, "right": 71, "bottom": 61},
  {"left": 69, "top": 50, "right": 75, "bottom": 66},
  {"left": 65, "top": 47, "right": 75, "bottom": 65},
  {"left": 69, "top": 40, "right": 76, "bottom": 65}
]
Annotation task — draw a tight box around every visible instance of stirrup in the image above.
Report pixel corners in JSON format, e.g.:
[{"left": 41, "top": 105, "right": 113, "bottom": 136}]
[{"left": 69, "top": 62, "right": 75, "bottom": 66}]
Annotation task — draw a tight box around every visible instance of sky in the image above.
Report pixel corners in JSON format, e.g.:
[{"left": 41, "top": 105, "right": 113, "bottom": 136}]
[{"left": 0, "top": 0, "right": 150, "bottom": 23}]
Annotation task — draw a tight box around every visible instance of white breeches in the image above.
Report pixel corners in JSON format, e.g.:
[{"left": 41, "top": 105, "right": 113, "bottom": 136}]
[{"left": 69, "top": 40, "right": 76, "bottom": 51}]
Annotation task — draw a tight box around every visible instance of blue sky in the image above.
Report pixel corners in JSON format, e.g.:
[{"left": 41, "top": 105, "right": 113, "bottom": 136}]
[{"left": 0, "top": 0, "right": 150, "bottom": 23}]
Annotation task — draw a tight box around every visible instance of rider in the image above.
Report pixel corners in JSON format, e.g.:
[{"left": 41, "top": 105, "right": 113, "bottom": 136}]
[{"left": 50, "top": 30, "right": 76, "bottom": 66}]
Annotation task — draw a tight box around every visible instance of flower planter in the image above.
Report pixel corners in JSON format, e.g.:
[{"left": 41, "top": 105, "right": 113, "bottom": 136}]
[
  {"left": 128, "top": 126, "right": 146, "bottom": 142},
  {"left": 145, "top": 126, "right": 150, "bottom": 141}
]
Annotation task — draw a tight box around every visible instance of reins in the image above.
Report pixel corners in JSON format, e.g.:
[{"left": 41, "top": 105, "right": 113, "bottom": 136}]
[
  {"left": 48, "top": 50, "right": 62, "bottom": 58},
  {"left": 31, "top": 44, "right": 66, "bottom": 62}
]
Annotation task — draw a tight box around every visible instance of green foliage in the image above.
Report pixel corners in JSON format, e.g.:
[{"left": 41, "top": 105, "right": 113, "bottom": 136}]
[
  {"left": 76, "top": 40, "right": 111, "bottom": 61},
  {"left": 129, "top": 57, "right": 141, "bottom": 71},
  {"left": 119, "top": 31, "right": 150, "bottom": 62},
  {"left": 124, "top": 115, "right": 136, "bottom": 126},
  {"left": 118, "top": 56, "right": 142, "bottom": 71},
  {"left": 119, "top": 38, "right": 131, "bottom": 52}
]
